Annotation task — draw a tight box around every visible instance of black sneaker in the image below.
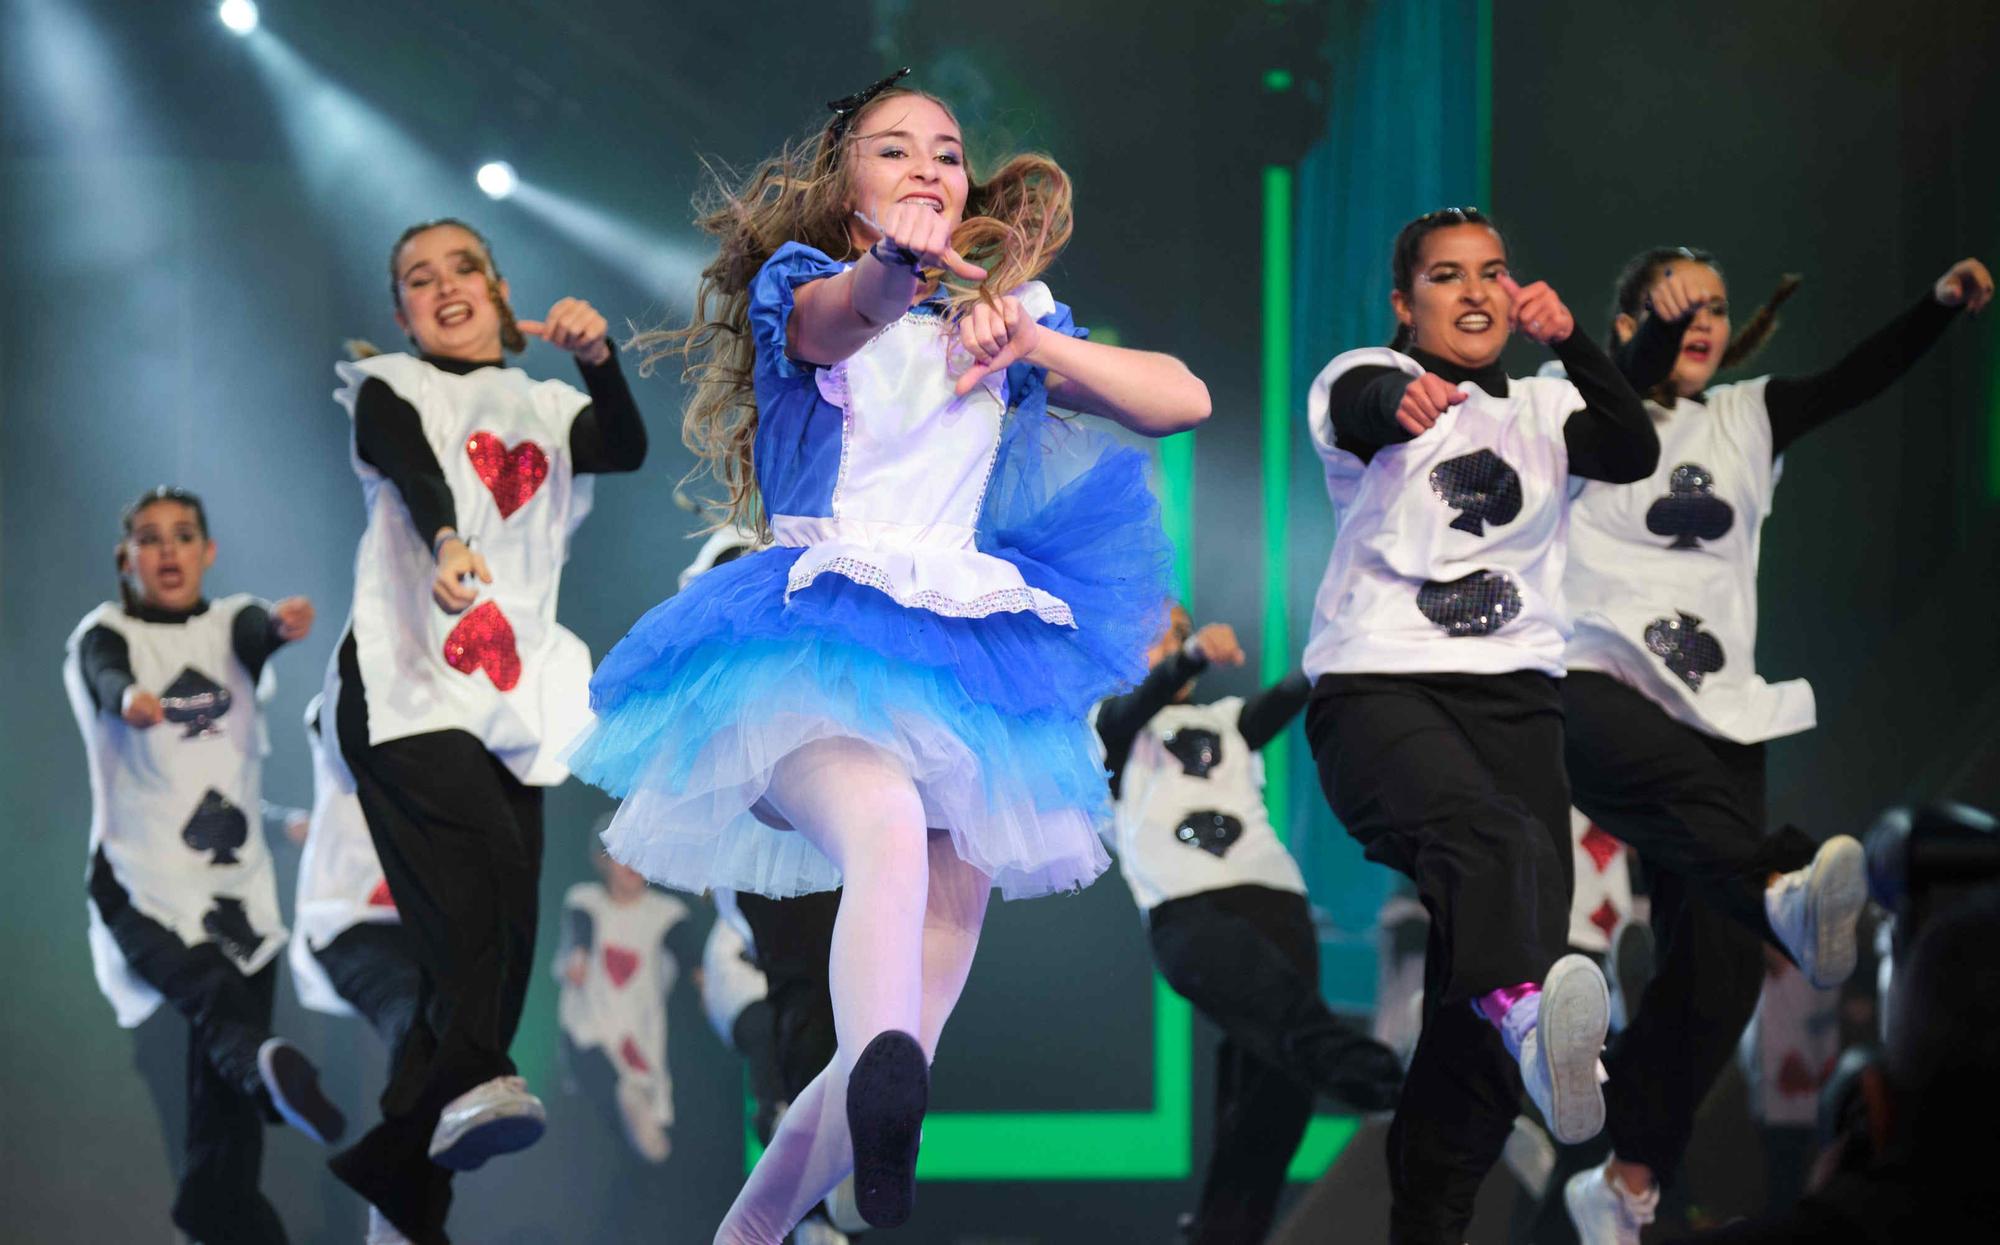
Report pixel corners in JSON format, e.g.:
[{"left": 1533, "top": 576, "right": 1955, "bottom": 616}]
[
  {"left": 1607, "top": 919, "right": 1657, "bottom": 1032},
  {"left": 257, "top": 1038, "right": 346, "bottom": 1145},
  {"left": 846, "top": 1030, "right": 928, "bottom": 1228},
  {"left": 1300, "top": 1024, "right": 1405, "bottom": 1112}
]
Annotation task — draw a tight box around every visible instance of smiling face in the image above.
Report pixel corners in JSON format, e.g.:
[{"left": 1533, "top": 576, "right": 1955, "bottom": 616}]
[
  {"left": 392, "top": 223, "right": 509, "bottom": 361},
  {"left": 843, "top": 93, "right": 971, "bottom": 250},
  {"left": 121, "top": 499, "right": 214, "bottom": 612},
  {"left": 1393, "top": 223, "right": 1512, "bottom": 370}
]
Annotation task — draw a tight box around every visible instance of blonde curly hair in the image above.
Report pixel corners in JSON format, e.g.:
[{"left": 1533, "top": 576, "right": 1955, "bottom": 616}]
[{"left": 632, "top": 87, "right": 1075, "bottom": 533}]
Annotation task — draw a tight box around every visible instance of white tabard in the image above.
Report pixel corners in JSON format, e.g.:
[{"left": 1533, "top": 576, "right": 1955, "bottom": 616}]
[
  {"left": 64, "top": 597, "right": 287, "bottom": 1027},
  {"left": 332, "top": 353, "right": 595, "bottom": 785},
  {"left": 1304, "top": 348, "right": 1580, "bottom": 679},
  {"left": 1112, "top": 697, "right": 1308, "bottom": 913},
  {"left": 1566, "top": 378, "right": 1814, "bottom": 743}
]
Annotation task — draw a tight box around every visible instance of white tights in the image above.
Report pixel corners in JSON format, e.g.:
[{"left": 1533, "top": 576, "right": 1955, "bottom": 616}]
[{"left": 714, "top": 738, "right": 991, "bottom": 1245}]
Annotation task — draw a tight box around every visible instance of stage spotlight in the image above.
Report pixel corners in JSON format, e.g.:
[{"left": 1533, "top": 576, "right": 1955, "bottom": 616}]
[
  {"left": 477, "top": 160, "right": 519, "bottom": 200},
  {"left": 218, "top": 0, "right": 259, "bottom": 35}
]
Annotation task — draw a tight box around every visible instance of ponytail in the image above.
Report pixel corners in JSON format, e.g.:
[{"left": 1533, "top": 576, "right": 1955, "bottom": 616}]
[{"left": 1718, "top": 273, "right": 1802, "bottom": 372}]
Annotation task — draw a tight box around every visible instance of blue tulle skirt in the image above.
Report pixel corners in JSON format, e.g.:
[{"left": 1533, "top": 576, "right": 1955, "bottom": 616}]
[{"left": 569, "top": 415, "right": 1173, "bottom": 900}]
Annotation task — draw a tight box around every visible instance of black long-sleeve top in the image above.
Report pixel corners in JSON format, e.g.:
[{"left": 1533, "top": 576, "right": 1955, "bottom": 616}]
[
  {"left": 1616, "top": 293, "right": 1961, "bottom": 458},
  {"left": 1097, "top": 658, "right": 1313, "bottom": 797},
  {"left": 76, "top": 600, "right": 288, "bottom": 712},
  {"left": 355, "top": 350, "right": 648, "bottom": 546},
  {"left": 1327, "top": 330, "right": 1659, "bottom": 482}
]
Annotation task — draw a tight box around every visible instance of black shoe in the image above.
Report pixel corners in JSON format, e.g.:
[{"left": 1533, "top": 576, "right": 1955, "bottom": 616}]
[
  {"left": 1302, "top": 1028, "right": 1404, "bottom": 1113},
  {"left": 329, "top": 1127, "right": 453, "bottom": 1245},
  {"left": 846, "top": 1030, "right": 928, "bottom": 1228},
  {"left": 258, "top": 1038, "right": 346, "bottom": 1144},
  {"left": 1608, "top": 919, "right": 1656, "bottom": 1032}
]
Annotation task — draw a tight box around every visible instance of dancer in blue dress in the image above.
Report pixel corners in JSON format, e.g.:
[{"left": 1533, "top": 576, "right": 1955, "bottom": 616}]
[{"left": 570, "top": 70, "right": 1208, "bottom": 1242}]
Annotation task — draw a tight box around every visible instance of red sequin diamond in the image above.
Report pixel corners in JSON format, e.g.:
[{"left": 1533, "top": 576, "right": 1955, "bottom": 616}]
[
  {"left": 620, "top": 1036, "right": 651, "bottom": 1074},
  {"left": 1580, "top": 823, "right": 1625, "bottom": 874},
  {"left": 1590, "top": 899, "right": 1622, "bottom": 940}
]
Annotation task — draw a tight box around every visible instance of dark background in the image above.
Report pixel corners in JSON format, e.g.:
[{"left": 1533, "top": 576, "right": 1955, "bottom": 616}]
[{"left": 3, "top": 0, "right": 1995, "bottom": 1240}]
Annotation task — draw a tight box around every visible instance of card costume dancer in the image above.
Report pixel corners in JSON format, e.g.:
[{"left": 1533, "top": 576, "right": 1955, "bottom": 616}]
[
  {"left": 323, "top": 218, "right": 647, "bottom": 1245},
  {"left": 1097, "top": 608, "right": 1401, "bottom": 1244},
  {"left": 1301, "top": 209, "right": 1654, "bottom": 1245},
  {"left": 1558, "top": 247, "right": 1992, "bottom": 1245},
  {"left": 64, "top": 487, "right": 342, "bottom": 1245}
]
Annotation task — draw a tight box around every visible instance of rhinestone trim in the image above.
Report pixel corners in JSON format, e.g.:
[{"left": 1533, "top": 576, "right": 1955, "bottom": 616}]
[{"left": 786, "top": 555, "right": 1076, "bottom": 626}]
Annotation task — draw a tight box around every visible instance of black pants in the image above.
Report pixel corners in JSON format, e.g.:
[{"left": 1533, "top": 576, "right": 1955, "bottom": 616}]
[
  {"left": 1150, "top": 885, "right": 1341, "bottom": 1245},
  {"left": 1564, "top": 671, "right": 1817, "bottom": 1186},
  {"left": 731, "top": 999, "right": 788, "bottom": 1144},
  {"left": 91, "top": 852, "right": 287, "bottom": 1245},
  {"left": 735, "top": 889, "right": 841, "bottom": 1101},
  {"left": 558, "top": 1033, "right": 649, "bottom": 1155},
  {"left": 1306, "top": 671, "right": 1573, "bottom": 1245},
  {"left": 330, "top": 634, "right": 544, "bottom": 1245},
  {"left": 316, "top": 921, "right": 424, "bottom": 1074}
]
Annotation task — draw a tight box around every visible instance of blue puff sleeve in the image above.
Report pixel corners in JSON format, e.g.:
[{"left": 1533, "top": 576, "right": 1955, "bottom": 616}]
[
  {"left": 747, "top": 242, "right": 850, "bottom": 382},
  {"left": 1005, "top": 293, "right": 1089, "bottom": 421}
]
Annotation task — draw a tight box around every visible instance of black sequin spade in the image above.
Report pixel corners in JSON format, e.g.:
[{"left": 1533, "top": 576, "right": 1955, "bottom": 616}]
[
  {"left": 182, "top": 789, "right": 249, "bottom": 864},
  {"left": 161, "top": 667, "right": 232, "bottom": 738},
  {"left": 202, "top": 896, "right": 263, "bottom": 962},
  {"left": 1645, "top": 463, "right": 1735, "bottom": 549},
  {"left": 1429, "top": 449, "right": 1524, "bottom": 536},
  {"left": 1162, "top": 728, "right": 1223, "bottom": 778},
  {"left": 1644, "top": 611, "right": 1726, "bottom": 690},
  {"left": 1417, "top": 570, "right": 1523, "bottom": 637},
  {"left": 1175, "top": 811, "right": 1243, "bottom": 858}
]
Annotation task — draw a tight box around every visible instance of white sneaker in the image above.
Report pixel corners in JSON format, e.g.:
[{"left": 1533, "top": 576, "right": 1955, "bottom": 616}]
[
  {"left": 616, "top": 1077, "right": 670, "bottom": 1163},
  {"left": 792, "top": 1215, "right": 852, "bottom": 1245},
  {"left": 1564, "top": 1159, "right": 1659, "bottom": 1245},
  {"left": 1519, "top": 954, "right": 1611, "bottom": 1145},
  {"left": 824, "top": 1174, "right": 869, "bottom": 1235},
  {"left": 1766, "top": 835, "right": 1866, "bottom": 988},
  {"left": 427, "top": 1074, "right": 547, "bottom": 1171},
  {"left": 365, "top": 1206, "right": 412, "bottom": 1245}
]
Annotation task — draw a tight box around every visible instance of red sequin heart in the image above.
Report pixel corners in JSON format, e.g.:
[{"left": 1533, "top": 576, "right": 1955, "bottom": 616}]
[
  {"left": 1579, "top": 823, "right": 1625, "bottom": 874},
  {"left": 442, "top": 601, "right": 522, "bottom": 691},
  {"left": 466, "top": 432, "right": 549, "bottom": 519},
  {"left": 366, "top": 879, "right": 397, "bottom": 909},
  {"left": 603, "top": 945, "right": 640, "bottom": 988},
  {"left": 619, "top": 1035, "right": 651, "bottom": 1074}
]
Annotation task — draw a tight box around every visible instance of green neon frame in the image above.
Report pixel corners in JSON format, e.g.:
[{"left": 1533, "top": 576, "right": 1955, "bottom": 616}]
[{"left": 1258, "top": 160, "right": 1364, "bottom": 1180}]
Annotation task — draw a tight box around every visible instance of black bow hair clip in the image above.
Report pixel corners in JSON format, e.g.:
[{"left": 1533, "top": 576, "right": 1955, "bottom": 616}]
[{"left": 826, "top": 67, "right": 913, "bottom": 142}]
